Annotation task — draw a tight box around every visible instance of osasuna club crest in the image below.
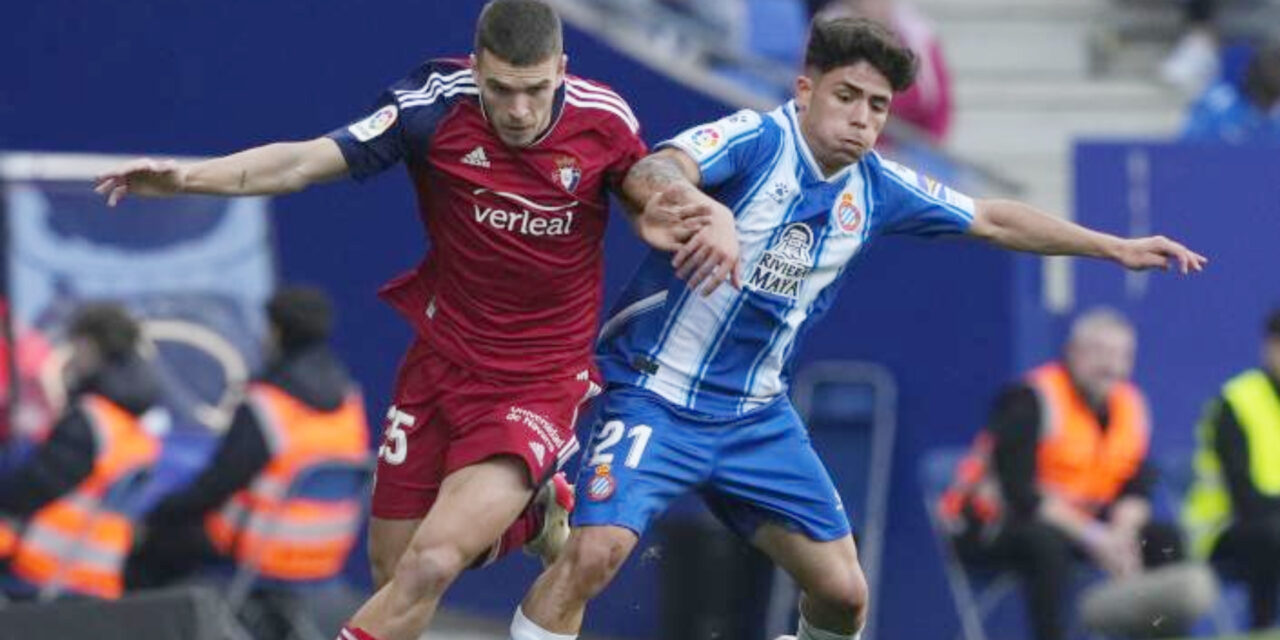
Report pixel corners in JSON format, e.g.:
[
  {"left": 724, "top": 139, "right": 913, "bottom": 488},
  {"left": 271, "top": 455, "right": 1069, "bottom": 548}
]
[{"left": 554, "top": 155, "right": 581, "bottom": 192}]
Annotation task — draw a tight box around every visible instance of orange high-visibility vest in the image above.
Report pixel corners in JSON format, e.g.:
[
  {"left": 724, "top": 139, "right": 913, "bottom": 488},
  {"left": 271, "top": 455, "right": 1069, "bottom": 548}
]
[
  {"left": 940, "top": 362, "right": 1150, "bottom": 531},
  {"left": 205, "top": 383, "right": 369, "bottom": 581},
  {"left": 0, "top": 395, "right": 159, "bottom": 598},
  {"left": 1029, "top": 362, "right": 1150, "bottom": 513}
]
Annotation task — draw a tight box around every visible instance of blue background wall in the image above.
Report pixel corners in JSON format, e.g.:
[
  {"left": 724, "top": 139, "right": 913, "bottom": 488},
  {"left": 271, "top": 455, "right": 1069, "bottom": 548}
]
[
  {"left": 1074, "top": 143, "right": 1280, "bottom": 457},
  {"left": 3, "top": 3, "right": 1035, "bottom": 637}
]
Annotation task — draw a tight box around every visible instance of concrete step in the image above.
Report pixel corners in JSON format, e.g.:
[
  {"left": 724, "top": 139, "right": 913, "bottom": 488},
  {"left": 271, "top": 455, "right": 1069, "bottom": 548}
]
[
  {"left": 949, "top": 107, "right": 1185, "bottom": 158},
  {"left": 939, "top": 20, "right": 1095, "bottom": 77},
  {"left": 914, "top": 0, "right": 1106, "bottom": 20},
  {"left": 954, "top": 78, "right": 1178, "bottom": 110}
]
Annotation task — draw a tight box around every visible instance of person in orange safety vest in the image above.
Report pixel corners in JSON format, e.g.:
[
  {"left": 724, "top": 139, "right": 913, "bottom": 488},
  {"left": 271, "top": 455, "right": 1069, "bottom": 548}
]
[
  {"left": 0, "top": 303, "right": 165, "bottom": 600},
  {"left": 940, "top": 308, "right": 1212, "bottom": 640},
  {"left": 125, "top": 286, "right": 370, "bottom": 589}
]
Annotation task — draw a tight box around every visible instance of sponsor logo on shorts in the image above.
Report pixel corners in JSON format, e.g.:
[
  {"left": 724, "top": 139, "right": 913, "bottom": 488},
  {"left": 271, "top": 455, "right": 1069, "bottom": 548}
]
[
  {"left": 506, "top": 405, "right": 565, "bottom": 450},
  {"left": 348, "top": 105, "right": 398, "bottom": 142},
  {"left": 586, "top": 464, "right": 616, "bottom": 502}
]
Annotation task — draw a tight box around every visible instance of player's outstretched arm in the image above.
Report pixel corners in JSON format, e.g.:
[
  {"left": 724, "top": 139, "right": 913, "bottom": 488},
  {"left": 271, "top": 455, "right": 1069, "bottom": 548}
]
[
  {"left": 969, "top": 198, "right": 1208, "bottom": 274},
  {"left": 620, "top": 149, "right": 741, "bottom": 295},
  {"left": 93, "top": 137, "right": 348, "bottom": 206}
]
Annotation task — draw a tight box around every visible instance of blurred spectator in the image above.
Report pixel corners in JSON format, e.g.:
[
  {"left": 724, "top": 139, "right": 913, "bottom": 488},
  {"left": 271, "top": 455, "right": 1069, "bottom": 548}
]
[
  {"left": 1161, "top": 0, "right": 1222, "bottom": 95},
  {"left": 0, "top": 299, "right": 59, "bottom": 451},
  {"left": 1181, "top": 41, "right": 1280, "bottom": 144},
  {"left": 1184, "top": 308, "right": 1280, "bottom": 630},
  {"left": 0, "top": 303, "right": 164, "bottom": 599},
  {"left": 816, "top": 0, "right": 953, "bottom": 143},
  {"left": 940, "top": 308, "right": 1215, "bottom": 640},
  {"left": 125, "top": 286, "right": 369, "bottom": 590}
]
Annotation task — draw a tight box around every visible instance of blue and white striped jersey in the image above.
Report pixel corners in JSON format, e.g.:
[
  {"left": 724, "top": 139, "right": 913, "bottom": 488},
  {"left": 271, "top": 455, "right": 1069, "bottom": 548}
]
[{"left": 598, "top": 101, "right": 978, "bottom": 417}]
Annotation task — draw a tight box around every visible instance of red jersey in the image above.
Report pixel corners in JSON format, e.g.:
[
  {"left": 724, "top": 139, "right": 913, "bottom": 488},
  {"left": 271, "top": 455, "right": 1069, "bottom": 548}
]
[{"left": 329, "top": 58, "right": 647, "bottom": 378}]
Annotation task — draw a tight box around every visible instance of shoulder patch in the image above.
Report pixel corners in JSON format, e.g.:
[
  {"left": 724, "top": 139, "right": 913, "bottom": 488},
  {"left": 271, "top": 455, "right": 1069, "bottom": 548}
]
[{"left": 348, "top": 104, "right": 399, "bottom": 142}]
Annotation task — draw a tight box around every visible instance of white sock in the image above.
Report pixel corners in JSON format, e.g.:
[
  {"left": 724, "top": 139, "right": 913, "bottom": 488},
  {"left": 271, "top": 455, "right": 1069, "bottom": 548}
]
[
  {"left": 511, "top": 606, "right": 577, "bottom": 640},
  {"left": 796, "top": 615, "right": 862, "bottom": 640}
]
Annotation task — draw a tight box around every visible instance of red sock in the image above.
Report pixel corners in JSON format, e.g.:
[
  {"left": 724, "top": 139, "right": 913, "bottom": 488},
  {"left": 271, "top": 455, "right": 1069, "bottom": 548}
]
[
  {"left": 469, "top": 507, "right": 540, "bottom": 568},
  {"left": 337, "top": 625, "right": 381, "bottom": 640}
]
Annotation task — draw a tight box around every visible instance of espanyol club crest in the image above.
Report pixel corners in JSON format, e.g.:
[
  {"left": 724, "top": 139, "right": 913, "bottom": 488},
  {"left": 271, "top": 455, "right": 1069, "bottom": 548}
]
[
  {"left": 833, "top": 192, "right": 863, "bottom": 234},
  {"left": 554, "top": 156, "right": 581, "bottom": 192},
  {"left": 586, "top": 464, "right": 616, "bottom": 502}
]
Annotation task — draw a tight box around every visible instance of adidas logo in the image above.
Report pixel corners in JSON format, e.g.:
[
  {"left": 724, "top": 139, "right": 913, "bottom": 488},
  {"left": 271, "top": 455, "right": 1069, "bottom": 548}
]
[
  {"left": 461, "top": 146, "right": 491, "bottom": 168},
  {"left": 529, "top": 441, "right": 547, "bottom": 465}
]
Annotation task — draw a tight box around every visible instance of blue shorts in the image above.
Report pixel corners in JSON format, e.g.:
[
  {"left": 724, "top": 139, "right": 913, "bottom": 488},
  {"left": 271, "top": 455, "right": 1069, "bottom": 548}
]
[{"left": 571, "top": 385, "right": 851, "bottom": 542}]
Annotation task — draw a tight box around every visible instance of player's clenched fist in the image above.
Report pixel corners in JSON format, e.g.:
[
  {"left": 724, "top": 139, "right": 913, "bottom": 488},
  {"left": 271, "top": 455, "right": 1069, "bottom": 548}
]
[{"left": 93, "top": 158, "right": 187, "bottom": 206}]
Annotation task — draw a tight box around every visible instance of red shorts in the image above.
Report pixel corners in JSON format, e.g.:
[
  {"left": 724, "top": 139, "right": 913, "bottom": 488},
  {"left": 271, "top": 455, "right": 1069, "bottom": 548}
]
[{"left": 371, "top": 338, "right": 600, "bottom": 519}]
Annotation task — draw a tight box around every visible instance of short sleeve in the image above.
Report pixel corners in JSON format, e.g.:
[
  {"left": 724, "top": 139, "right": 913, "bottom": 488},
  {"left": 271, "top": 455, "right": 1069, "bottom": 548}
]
[
  {"left": 327, "top": 61, "right": 475, "bottom": 181},
  {"left": 874, "top": 156, "right": 976, "bottom": 237},
  {"left": 658, "top": 109, "right": 772, "bottom": 189},
  {"left": 602, "top": 96, "right": 649, "bottom": 191}
]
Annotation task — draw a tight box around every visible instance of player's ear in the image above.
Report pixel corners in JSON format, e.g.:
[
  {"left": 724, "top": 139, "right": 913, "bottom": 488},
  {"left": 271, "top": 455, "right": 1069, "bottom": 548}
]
[
  {"left": 557, "top": 54, "right": 568, "bottom": 84},
  {"left": 795, "top": 73, "right": 815, "bottom": 112}
]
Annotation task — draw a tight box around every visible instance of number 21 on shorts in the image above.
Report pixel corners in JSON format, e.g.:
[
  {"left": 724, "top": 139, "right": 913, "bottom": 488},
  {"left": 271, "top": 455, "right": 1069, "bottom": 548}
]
[{"left": 588, "top": 420, "right": 652, "bottom": 469}]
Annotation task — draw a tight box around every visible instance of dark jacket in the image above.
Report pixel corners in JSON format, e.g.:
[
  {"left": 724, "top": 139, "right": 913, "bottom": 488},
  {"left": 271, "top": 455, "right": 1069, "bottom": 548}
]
[
  {"left": 0, "top": 355, "right": 162, "bottom": 517},
  {"left": 986, "top": 383, "right": 1157, "bottom": 522},
  {"left": 1207, "top": 371, "right": 1280, "bottom": 524},
  {"left": 144, "top": 345, "right": 355, "bottom": 527}
]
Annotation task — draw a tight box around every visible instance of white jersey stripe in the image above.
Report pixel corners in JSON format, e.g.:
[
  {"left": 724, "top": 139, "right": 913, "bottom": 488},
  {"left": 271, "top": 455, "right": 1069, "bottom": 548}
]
[
  {"left": 564, "top": 94, "right": 639, "bottom": 133},
  {"left": 393, "top": 68, "right": 472, "bottom": 96},
  {"left": 400, "top": 86, "right": 478, "bottom": 110},
  {"left": 394, "top": 76, "right": 474, "bottom": 106},
  {"left": 566, "top": 80, "right": 639, "bottom": 127},
  {"left": 645, "top": 132, "right": 797, "bottom": 406},
  {"left": 564, "top": 88, "right": 639, "bottom": 132}
]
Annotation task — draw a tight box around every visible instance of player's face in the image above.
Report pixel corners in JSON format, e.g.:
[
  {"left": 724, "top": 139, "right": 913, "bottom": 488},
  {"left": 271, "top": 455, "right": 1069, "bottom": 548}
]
[
  {"left": 794, "top": 61, "right": 892, "bottom": 176},
  {"left": 473, "top": 50, "right": 566, "bottom": 147},
  {"left": 1065, "top": 327, "right": 1136, "bottom": 406}
]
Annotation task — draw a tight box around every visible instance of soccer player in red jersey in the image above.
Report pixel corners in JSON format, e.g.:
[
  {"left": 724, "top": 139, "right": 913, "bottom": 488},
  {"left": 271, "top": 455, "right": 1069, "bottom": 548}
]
[{"left": 92, "top": 2, "right": 739, "bottom": 638}]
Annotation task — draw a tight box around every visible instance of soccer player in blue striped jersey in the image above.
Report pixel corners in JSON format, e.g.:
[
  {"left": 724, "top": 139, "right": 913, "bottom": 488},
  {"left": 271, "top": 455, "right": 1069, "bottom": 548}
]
[{"left": 509, "top": 17, "right": 1207, "bottom": 640}]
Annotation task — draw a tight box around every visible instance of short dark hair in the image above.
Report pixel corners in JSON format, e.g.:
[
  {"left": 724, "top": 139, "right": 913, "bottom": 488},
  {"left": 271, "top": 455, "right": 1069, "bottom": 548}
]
[
  {"left": 475, "top": 0, "right": 563, "bottom": 66},
  {"left": 1243, "top": 42, "right": 1280, "bottom": 109},
  {"left": 67, "top": 303, "right": 140, "bottom": 362},
  {"left": 804, "top": 17, "right": 917, "bottom": 92},
  {"left": 267, "top": 286, "right": 334, "bottom": 352},
  {"left": 1265, "top": 308, "right": 1280, "bottom": 339}
]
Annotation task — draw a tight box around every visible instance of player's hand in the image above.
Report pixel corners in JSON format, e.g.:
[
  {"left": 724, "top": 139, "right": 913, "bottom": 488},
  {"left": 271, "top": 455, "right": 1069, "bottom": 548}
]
[
  {"left": 93, "top": 158, "right": 189, "bottom": 206},
  {"left": 635, "top": 185, "right": 714, "bottom": 252},
  {"left": 672, "top": 193, "right": 741, "bottom": 296},
  {"left": 1112, "top": 236, "right": 1207, "bottom": 274}
]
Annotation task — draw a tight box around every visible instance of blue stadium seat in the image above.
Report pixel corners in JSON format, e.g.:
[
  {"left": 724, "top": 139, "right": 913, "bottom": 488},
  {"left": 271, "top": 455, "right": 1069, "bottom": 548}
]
[
  {"left": 919, "top": 447, "right": 1021, "bottom": 640},
  {"left": 221, "top": 458, "right": 373, "bottom": 640},
  {"left": 766, "top": 361, "right": 897, "bottom": 639}
]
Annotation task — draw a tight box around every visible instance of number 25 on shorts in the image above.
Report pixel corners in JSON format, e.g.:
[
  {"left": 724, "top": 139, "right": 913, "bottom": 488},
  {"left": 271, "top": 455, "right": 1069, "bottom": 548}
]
[
  {"left": 379, "top": 406, "right": 415, "bottom": 465},
  {"left": 587, "top": 420, "right": 652, "bottom": 469}
]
